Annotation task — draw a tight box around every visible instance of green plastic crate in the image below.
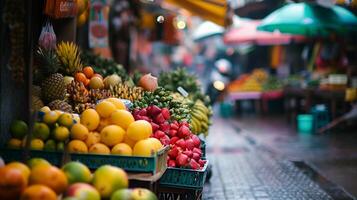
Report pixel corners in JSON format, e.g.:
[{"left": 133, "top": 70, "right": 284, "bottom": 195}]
[
  {"left": 159, "top": 160, "right": 209, "bottom": 189},
  {"left": 70, "top": 145, "right": 169, "bottom": 173},
  {"left": 0, "top": 148, "right": 63, "bottom": 166}
]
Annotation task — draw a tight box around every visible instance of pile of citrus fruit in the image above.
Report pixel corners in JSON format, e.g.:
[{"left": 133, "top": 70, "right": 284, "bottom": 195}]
[{"left": 0, "top": 158, "right": 157, "bottom": 200}]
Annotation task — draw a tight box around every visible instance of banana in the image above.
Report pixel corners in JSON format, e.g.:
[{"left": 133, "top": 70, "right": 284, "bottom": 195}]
[
  {"left": 191, "top": 117, "right": 201, "bottom": 133},
  {"left": 193, "top": 109, "right": 208, "bottom": 123}
]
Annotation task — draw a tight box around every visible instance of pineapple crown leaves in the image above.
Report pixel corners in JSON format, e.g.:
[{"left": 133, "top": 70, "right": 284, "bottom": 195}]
[
  {"left": 56, "top": 41, "right": 83, "bottom": 76},
  {"left": 35, "top": 47, "right": 61, "bottom": 75}
]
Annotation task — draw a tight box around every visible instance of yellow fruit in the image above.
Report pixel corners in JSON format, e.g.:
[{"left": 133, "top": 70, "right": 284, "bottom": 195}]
[
  {"left": 81, "top": 109, "right": 100, "bottom": 131},
  {"left": 7, "top": 138, "right": 22, "bottom": 148},
  {"left": 30, "top": 139, "right": 44, "bottom": 150},
  {"left": 54, "top": 110, "right": 64, "bottom": 116},
  {"left": 43, "top": 111, "right": 59, "bottom": 125},
  {"left": 33, "top": 122, "right": 50, "bottom": 140},
  {"left": 62, "top": 161, "right": 92, "bottom": 184},
  {"left": 40, "top": 106, "right": 51, "bottom": 113},
  {"left": 126, "top": 120, "right": 152, "bottom": 141},
  {"left": 110, "top": 110, "right": 134, "bottom": 130},
  {"left": 58, "top": 113, "right": 74, "bottom": 127},
  {"left": 29, "top": 165, "right": 68, "bottom": 194},
  {"left": 133, "top": 139, "right": 156, "bottom": 157},
  {"left": 147, "top": 138, "right": 163, "bottom": 151},
  {"left": 111, "top": 143, "right": 132, "bottom": 156},
  {"left": 89, "top": 77, "right": 104, "bottom": 89},
  {"left": 67, "top": 140, "right": 88, "bottom": 153},
  {"left": 85, "top": 132, "right": 101, "bottom": 148},
  {"left": 71, "top": 123, "right": 89, "bottom": 141},
  {"left": 20, "top": 184, "right": 57, "bottom": 200},
  {"left": 89, "top": 143, "right": 111, "bottom": 154},
  {"left": 6, "top": 162, "right": 31, "bottom": 180},
  {"left": 96, "top": 117, "right": 110, "bottom": 132},
  {"left": 100, "top": 125, "right": 125, "bottom": 147},
  {"left": 96, "top": 101, "right": 116, "bottom": 118},
  {"left": 105, "top": 98, "right": 126, "bottom": 110},
  {"left": 27, "top": 158, "right": 51, "bottom": 169},
  {"left": 53, "top": 126, "right": 70, "bottom": 142},
  {"left": 123, "top": 134, "right": 136, "bottom": 148}
]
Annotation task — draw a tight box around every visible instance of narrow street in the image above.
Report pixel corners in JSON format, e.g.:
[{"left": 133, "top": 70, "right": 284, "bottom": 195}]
[{"left": 203, "top": 116, "right": 356, "bottom": 200}]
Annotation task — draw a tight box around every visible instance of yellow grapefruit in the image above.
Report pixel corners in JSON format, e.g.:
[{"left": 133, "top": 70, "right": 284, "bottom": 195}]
[
  {"left": 111, "top": 143, "right": 132, "bottom": 156},
  {"left": 85, "top": 132, "right": 101, "bottom": 148},
  {"left": 71, "top": 123, "right": 89, "bottom": 141},
  {"left": 110, "top": 110, "right": 134, "bottom": 130},
  {"left": 100, "top": 125, "right": 125, "bottom": 147},
  {"left": 126, "top": 120, "right": 152, "bottom": 141},
  {"left": 133, "top": 139, "right": 156, "bottom": 157},
  {"left": 96, "top": 101, "right": 116, "bottom": 118},
  {"left": 123, "top": 134, "right": 136, "bottom": 148},
  {"left": 105, "top": 98, "right": 126, "bottom": 110},
  {"left": 89, "top": 143, "right": 111, "bottom": 154},
  {"left": 67, "top": 140, "right": 88, "bottom": 153},
  {"left": 81, "top": 109, "right": 100, "bottom": 131},
  {"left": 147, "top": 138, "right": 163, "bottom": 151}
]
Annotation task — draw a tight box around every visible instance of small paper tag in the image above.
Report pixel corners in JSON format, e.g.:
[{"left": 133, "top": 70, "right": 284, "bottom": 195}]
[{"left": 177, "top": 86, "right": 188, "bottom": 97}]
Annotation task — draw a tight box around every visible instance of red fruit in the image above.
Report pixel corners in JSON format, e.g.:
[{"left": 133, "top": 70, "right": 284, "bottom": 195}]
[
  {"left": 178, "top": 126, "right": 190, "bottom": 138},
  {"left": 181, "top": 121, "right": 189, "bottom": 127},
  {"left": 155, "top": 114, "right": 165, "bottom": 124},
  {"left": 168, "top": 130, "right": 177, "bottom": 137},
  {"left": 189, "top": 159, "right": 200, "bottom": 170},
  {"left": 191, "top": 135, "right": 201, "bottom": 148},
  {"left": 160, "top": 122, "right": 170, "bottom": 133},
  {"left": 183, "top": 150, "right": 193, "bottom": 158},
  {"left": 168, "top": 146, "right": 179, "bottom": 158},
  {"left": 170, "top": 137, "right": 179, "bottom": 145},
  {"left": 161, "top": 108, "right": 171, "bottom": 120},
  {"left": 175, "top": 139, "right": 186, "bottom": 149},
  {"left": 151, "top": 105, "right": 162, "bottom": 116},
  {"left": 173, "top": 121, "right": 179, "bottom": 127},
  {"left": 192, "top": 148, "right": 202, "bottom": 156},
  {"left": 138, "top": 108, "right": 147, "bottom": 116},
  {"left": 160, "top": 135, "right": 170, "bottom": 146},
  {"left": 141, "top": 116, "right": 152, "bottom": 122},
  {"left": 192, "top": 153, "right": 200, "bottom": 161},
  {"left": 170, "top": 123, "right": 179, "bottom": 130},
  {"left": 185, "top": 138, "right": 195, "bottom": 150},
  {"left": 198, "top": 159, "right": 206, "bottom": 167},
  {"left": 151, "top": 122, "right": 160, "bottom": 132},
  {"left": 155, "top": 130, "right": 166, "bottom": 138},
  {"left": 132, "top": 109, "right": 140, "bottom": 116},
  {"left": 176, "top": 153, "right": 189, "bottom": 167},
  {"left": 168, "top": 160, "right": 176, "bottom": 167}
]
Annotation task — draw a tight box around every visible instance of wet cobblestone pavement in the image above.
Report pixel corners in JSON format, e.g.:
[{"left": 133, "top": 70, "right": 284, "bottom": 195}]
[{"left": 202, "top": 116, "right": 355, "bottom": 200}]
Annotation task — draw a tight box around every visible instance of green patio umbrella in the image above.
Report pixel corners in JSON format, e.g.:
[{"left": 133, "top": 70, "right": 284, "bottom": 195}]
[{"left": 257, "top": 2, "right": 357, "bottom": 37}]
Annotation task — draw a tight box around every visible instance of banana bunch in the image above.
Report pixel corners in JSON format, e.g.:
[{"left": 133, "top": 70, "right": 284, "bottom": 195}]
[
  {"left": 110, "top": 83, "right": 144, "bottom": 102},
  {"left": 190, "top": 100, "right": 213, "bottom": 136},
  {"left": 57, "top": 41, "right": 83, "bottom": 76}
]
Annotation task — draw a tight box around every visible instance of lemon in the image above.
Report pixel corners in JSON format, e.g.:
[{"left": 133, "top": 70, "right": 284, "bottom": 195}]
[
  {"left": 96, "top": 101, "right": 116, "bottom": 118},
  {"left": 53, "top": 126, "right": 70, "bottom": 142},
  {"left": 105, "top": 98, "right": 126, "bottom": 110},
  {"left": 43, "top": 111, "right": 59, "bottom": 125},
  {"left": 30, "top": 139, "right": 44, "bottom": 150},
  {"left": 67, "top": 140, "right": 88, "bottom": 153},
  {"left": 81, "top": 109, "right": 100, "bottom": 131},
  {"left": 147, "top": 138, "right": 163, "bottom": 151},
  {"left": 89, "top": 143, "right": 111, "bottom": 154},
  {"left": 33, "top": 122, "right": 50, "bottom": 140},
  {"left": 126, "top": 120, "right": 152, "bottom": 141},
  {"left": 70, "top": 123, "right": 89, "bottom": 141},
  {"left": 58, "top": 113, "right": 74, "bottom": 127},
  {"left": 123, "top": 134, "right": 136, "bottom": 148},
  {"left": 110, "top": 110, "right": 134, "bottom": 130},
  {"left": 133, "top": 139, "right": 156, "bottom": 157},
  {"left": 85, "top": 132, "right": 101, "bottom": 148},
  {"left": 96, "top": 117, "right": 110, "bottom": 132},
  {"left": 7, "top": 138, "right": 22, "bottom": 148},
  {"left": 111, "top": 143, "right": 132, "bottom": 156},
  {"left": 100, "top": 125, "right": 125, "bottom": 147}
]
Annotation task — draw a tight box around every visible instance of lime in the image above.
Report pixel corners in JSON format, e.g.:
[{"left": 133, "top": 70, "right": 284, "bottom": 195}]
[
  {"left": 44, "top": 139, "right": 57, "bottom": 151},
  {"left": 57, "top": 142, "right": 65, "bottom": 151},
  {"left": 52, "top": 126, "right": 70, "bottom": 142},
  {"left": 27, "top": 158, "right": 51, "bottom": 169},
  {"left": 10, "top": 120, "right": 28, "bottom": 139},
  {"left": 33, "top": 122, "right": 50, "bottom": 140}
]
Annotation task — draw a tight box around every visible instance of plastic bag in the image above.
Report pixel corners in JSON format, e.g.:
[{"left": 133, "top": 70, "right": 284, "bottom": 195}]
[{"left": 38, "top": 21, "right": 57, "bottom": 50}]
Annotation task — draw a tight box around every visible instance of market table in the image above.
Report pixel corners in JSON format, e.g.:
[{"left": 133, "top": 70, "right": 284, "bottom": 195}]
[{"left": 227, "top": 92, "right": 262, "bottom": 114}]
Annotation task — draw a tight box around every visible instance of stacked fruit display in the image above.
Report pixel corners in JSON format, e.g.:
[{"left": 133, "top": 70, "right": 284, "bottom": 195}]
[
  {"left": 0, "top": 158, "right": 157, "bottom": 200},
  {"left": 190, "top": 100, "right": 213, "bottom": 136},
  {"left": 132, "top": 106, "right": 206, "bottom": 169}
]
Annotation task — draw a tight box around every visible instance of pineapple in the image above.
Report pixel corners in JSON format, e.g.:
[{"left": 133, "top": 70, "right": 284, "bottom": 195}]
[
  {"left": 36, "top": 47, "right": 66, "bottom": 103},
  {"left": 31, "top": 95, "right": 44, "bottom": 113},
  {"left": 57, "top": 42, "right": 83, "bottom": 76},
  {"left": 48, "top": 100, "right": 73, "bottom": 113}
]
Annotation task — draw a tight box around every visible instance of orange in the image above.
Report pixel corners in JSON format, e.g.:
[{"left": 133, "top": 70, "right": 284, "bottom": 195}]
[
  {"left": 0, "top": 165, "right": 27, "bottom": 200},
  {"left": 84, "top": 78, "right": 90, "bottom": 87},
  {"left": 96, "top": 101, "right": 116, "bottom": 118},
  {"left": 96, "top": 117, "right": 110, "bottom": 132},
  {"left": 67, "top": 140, "right": 88, "bottom": 153},
  {"left": 29, "top": 165, "right": 68, "bottom": 194},
  {"left": 93, "top": 73, "right": 103, "bottom": 80},
  {"left": 123, "top": 134, "right": 136, "bottom": 148},
  {"left": 105, "top": 98, "right": 126, "bottom": 110},
  {"left": 81, "top": 109, "right": 100, "bottom": 131},
  {"left": 83, "top": 66, "right": 94, "bottom": 78},
  {"left": 75, "top": 72, "right": 87, "bottom": 83},
  {"left": 133, "top": 139, "right": 156, "bottom": 157},
  {"left": 111, "top": 143, "right": 132, "bottom": 156},
  {"left": 100, "top": 125, "right": 125, "bottom": 147},
  {"left": 89, "top": 143, "right": 111, "bottom": 154},
  {"left": 71, "top": 123, "right": 89, "bottom": 141},
  {"left": 110, "top": 110, "right": 134, "bottom": 130},
  {"left": 20, "top": 184, "right": 57, "bottom": 200},
  {"left": 85, "top": 132, "right": 101, "bottom": 148},
  {"left": 6, "top": 162, "right": 30, "bottom": 180},
  {"left": 126, "top": 120, "right": 152, "bottom": 141}
]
